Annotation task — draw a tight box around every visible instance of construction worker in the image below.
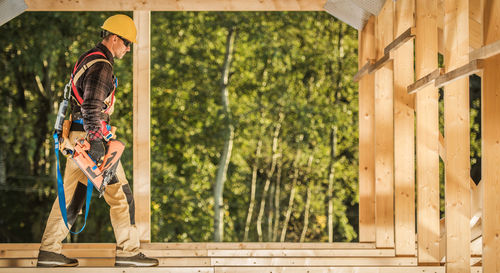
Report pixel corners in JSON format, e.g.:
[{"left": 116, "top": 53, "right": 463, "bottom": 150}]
[{"left": 37, "top": 14, "right": 159, "bottom": 267}]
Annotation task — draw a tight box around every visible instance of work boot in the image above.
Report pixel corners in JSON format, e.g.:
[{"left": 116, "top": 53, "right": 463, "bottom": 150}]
[
  {"left": 36, "top": 250, "right": 78, "bottom": 267},
  {"left": 114, "top": 252, "right": 159, "bottom": 267}
]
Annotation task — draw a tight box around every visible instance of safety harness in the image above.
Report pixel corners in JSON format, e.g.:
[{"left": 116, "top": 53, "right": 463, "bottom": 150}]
[{"left": 53, "top": 50, "right": 116, "bottom": 234}]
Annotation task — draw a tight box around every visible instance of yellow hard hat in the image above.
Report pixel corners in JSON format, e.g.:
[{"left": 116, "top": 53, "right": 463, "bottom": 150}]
[{"left": 101, "top": 14, "right": 137, "bottom": 43}]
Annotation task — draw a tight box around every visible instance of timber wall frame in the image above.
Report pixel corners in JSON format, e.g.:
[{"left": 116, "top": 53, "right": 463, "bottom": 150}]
[
  {"left": 2, "top": 0, "right": 500, "bottom": 272},
  {"left": 356, "top": 0, "right": 500, "bottom": 272}
]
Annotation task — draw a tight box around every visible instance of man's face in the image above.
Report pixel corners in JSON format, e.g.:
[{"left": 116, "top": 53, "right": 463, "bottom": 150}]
[{"left": 113, "top": 35, "right": 131, "bottom": 59}]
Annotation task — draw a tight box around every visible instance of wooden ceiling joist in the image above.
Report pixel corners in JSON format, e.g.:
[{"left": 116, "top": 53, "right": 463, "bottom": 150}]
[{"left": 25, "top": 0, "right": 327, "bottom": 11}]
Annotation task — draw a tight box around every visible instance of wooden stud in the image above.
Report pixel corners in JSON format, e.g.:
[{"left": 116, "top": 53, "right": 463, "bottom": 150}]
[
  {"left": 133, "top": 10, "right": 151, "bottom": 243},
  {"left": 24, "top": 0, "right": 327, "bottom": 11},
  {"left": 393, "top": 0, "right": 416, "bottom": 256},
  {"left": 415, "top": 0, "right": 440, "bottom": 265},
  {"left": 469, "top": 0, "right": 484, "bottom": 50},
  {"left": 358, "top": 16, "right": 376, "bottom": 243},
  {"left": 374, "top": 0, "right": 395, "bottom": 249},
  {"left": 443, "top": 0, "right": 471, "bottom": 272},
  {"left": 482, "top": 0, "right": 500, "bottom": 271}
]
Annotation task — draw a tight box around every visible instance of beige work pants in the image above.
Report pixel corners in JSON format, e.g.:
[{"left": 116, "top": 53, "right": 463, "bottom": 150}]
[{"left": 40, "top": 131, "right": 140, "bottom": 257}]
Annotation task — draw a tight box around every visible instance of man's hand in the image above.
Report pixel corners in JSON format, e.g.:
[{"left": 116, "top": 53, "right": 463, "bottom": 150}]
[{"left": 88, "top": 138, "right": 106, "bottom": 164}]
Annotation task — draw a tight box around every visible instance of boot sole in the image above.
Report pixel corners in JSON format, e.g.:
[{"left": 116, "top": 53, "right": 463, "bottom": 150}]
[{"left": 37, "top": 261, "right": 78, "bottom": 267}]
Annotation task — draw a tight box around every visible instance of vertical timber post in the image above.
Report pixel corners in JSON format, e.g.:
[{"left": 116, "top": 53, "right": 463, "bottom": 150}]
[
  {"left": 358, "top": 16, "right": 376, "bottom": 243},
  {"left": 393, "top": 0, "right": 416, "bottom": 256},
  {"left": 415, "top": 0, "right": 441, "bottom": 264},
  {"left": 443, "top": 0, "right": 471, "bottom": 272},
  {"left": 482, "top": 0, "right": 500, "bottom": 271},
  {"left": 133, "top": 10, "right": 151, "bottom": 243},
  {"left": 374, "top": 0, "right": 395, "bottom": 248}
]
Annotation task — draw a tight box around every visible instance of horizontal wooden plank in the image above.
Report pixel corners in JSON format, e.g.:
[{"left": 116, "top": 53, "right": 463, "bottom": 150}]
[
  {"left": 470, "top": 39, "right": 500, "bottom": 61},
  {"left": 0, "top": 258, "right": 114, "bottom": 267},
  {"left": 0, "top": 242, "right": 377, "bottom": 251},
  {"left": 210, "top": 257, "right": 417, "bottom": 266},
  {"left": 0, "top": 267, "right": 484, "bottom": 273},
  {"left": 215, "top": 267, "right": 482, "bottom": 273},
  {"left": 384, "top": 27, "right": 416, "bottom": 56},
  {"left": 354, "top": 27, "right": 415, "bottom": 82},
  {"left": 25, "top": 0, "right": 327, "bottom": 11},
  {"left": 0, "top": 243, "right": 115, "bottom": 250},
  {"left": 0, "top": 257, "right": 416, "bottom": 267},
  {"left": 435, "top": 59, "right": 484, "bottom": 89},
  {"left": 353, "top": 60, "right": 375, "bottom": 82},
  {"left": 0, "top": 267, "right": 214, "bottom": 273},
  {"left": 407, "top": 68, "right": 444, "bottom": 94},
  {"left": 207, "top": 248, "right": 395, "bottom": 257},
  {"left": 141, "top": 242, "right": 377, "bottom": 250}
]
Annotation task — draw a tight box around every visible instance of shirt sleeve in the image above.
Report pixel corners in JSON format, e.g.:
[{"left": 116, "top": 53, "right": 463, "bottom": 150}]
[{"left": 81, "top": 61, "right": 113, "bottom": 139}]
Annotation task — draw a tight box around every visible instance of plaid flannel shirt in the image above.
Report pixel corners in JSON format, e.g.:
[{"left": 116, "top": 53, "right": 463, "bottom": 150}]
[{"left": 71, "top": 43, "right": 115, "bottom": 140}]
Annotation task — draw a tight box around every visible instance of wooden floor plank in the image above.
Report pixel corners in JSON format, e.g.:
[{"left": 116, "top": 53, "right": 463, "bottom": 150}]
[
  {"left": 215, "top": 267, "right": 482, "bottom": 273},
  {"left": 210, "top": 257, "right": 417, "bottom": 266},
  {"left": 0, "top": 267, "right": 485, "bottom": 273}
]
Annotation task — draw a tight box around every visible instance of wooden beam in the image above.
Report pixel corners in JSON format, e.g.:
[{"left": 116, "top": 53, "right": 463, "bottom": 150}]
[
  {"left": 210, "top": 257, "right": 417, "bottom": 266},
  {"left": 482, "top": 0, "right": 500, "bottom": 271},
  {"left": 0, "top": 267, "right": 485, "bottom": 273},
  {"left": 374, "top": 0, "right": 395, "bottom": 249},
  {"left": 353, "top": 59, "right": 375, "bottom": 82},
  {"left": 407, "top": 68, "right": 444, "bottom": 94},
  {"left": 443, "top": 0, "right": 472, "bottom": 272},
  {"left": 393, "top": 0, "right": 416, "bottom": 257},
  {"left": 469, "top": 40, "right": 500, "bottom": 61},
  {"left": 384, "top": 27, "right": 416, "bottom": 56},
  {"left": 133, "top": 10, "right": 151, "bottom": 243},
  {"left": 354, "top": 27, "right": 415, "bottom": 82},
  {"left": 415, "top": 0, "right": 440, "bottom": 265},
  {"left": 358, "top": 16, "right": 376, "bottom": 243},
  {"left": 0, "top": 242, "right": 378, "bottom": 251},
  {"left": 435, "top": 59, "right": 484, "bottom": 89},
  {"left": 24, "top": 0, "right": 327, "bottom": 11}
]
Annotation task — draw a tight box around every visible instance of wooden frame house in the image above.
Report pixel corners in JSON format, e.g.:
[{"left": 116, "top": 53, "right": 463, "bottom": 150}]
[{"left": 1, "top": 0, "right": 499, "bottom": 272}]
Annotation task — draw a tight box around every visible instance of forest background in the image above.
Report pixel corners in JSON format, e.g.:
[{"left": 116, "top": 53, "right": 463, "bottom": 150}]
[{"left": 0, "top": 11, "right": 481, "bottom": 243}]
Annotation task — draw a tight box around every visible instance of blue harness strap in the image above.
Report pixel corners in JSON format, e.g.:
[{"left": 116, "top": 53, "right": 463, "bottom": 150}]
[{"left": 53, "top": 132, "right": 93, "bottom": 234}]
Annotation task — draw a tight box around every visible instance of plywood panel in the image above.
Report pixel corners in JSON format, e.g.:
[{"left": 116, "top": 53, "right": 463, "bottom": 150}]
[
  {"left": 358, "top": 15, "right": 376, "bottom": 243},
  {"left": 481, "top": 0, "right": 500, "bottom": 271},
  {"left": 393, "top": 0, "right": 415, "bottom": 256},
  {"left": 25, "top": 0, "right": 326, "bottom": 11},
  {"left": 133, "top": 10, "right": 151, "bottom": 243},
  {"left": 415, "top": 0, "right": 440, "bottom": 264},
  {"left": 374, "top": 0, "right": 395, "bottom": 249},
  {"left": 443, "top": 1, "right": 471, "bottom": 272}
]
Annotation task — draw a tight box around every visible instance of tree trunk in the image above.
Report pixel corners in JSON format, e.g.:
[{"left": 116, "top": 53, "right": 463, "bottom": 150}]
[
  {"left": 243, "top": 138, "right": 262, "bottom": 241},
  {"left": 256, "top": 113, "right": 283, "bottom": 242},
  {"left": 0, "top": 139, "right": 6, "bottom": 185},
  {"left": 214, "top": 27, "right": 236, "bottom": 242},
  {"left": 299, "top": 154, "right": 314, "bottom": 242},
  {"left": 280, "top": 143, "right": 302, "bottom": 242},
  {"left": 272, "top": 152, "right": 282, "bottom": 241},
  {"left": 267, "top": 174, "right": 275, "bottom": 240},
  {"left": 327, "top": 127, "right": 337, "bottom": 242}
]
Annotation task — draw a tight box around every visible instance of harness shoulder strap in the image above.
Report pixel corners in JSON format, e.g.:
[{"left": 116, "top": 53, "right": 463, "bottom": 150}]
[
  {"left": 72, "top": 59, "right": 112, "bottom": 84},
  {"left": 71, "top": 51, "right": 112, "bottom": 105}
]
